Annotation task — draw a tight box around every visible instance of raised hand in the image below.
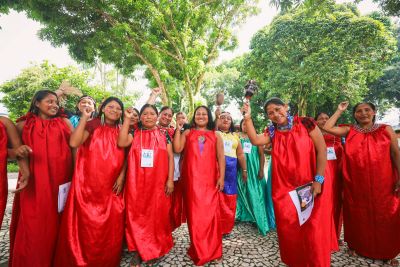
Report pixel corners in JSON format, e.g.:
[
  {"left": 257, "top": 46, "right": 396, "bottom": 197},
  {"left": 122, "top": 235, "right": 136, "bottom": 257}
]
[
  {"left": 81, "top": 107, "right": 93, "bottom": 119},
  {"left": 124, "top": 107, "right": 135, "bottom": 119},
  {"left": 151, "top": 87, "right": 162, "bottom": 97},
  {"left": 337, "top": 101, "right": 349, "bottom": 112},
  {"left": 241, "top": 102, "right": 252, "bottom": 119}
]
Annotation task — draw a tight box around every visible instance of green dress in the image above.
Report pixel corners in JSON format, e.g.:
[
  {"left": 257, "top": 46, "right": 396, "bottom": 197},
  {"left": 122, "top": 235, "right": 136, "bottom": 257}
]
[{"left": 236, "top": 136, "right": 276, "bottom": 235}]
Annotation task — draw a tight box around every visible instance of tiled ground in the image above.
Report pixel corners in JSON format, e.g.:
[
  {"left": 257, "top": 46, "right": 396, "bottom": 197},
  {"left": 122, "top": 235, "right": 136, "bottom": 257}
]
[{"left": 1, "top": 173, "right": 398, "bottom": 266}]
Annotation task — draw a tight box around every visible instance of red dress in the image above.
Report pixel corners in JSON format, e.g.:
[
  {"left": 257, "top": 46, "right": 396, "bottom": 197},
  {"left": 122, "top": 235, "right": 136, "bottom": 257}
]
[
  {"left": 270, "top": 116, "right": 331, "bottom": 267},
  {"left": 9, "top": 114, "right": 72, "bottom": 267},
  {"left": 182, "top": 129, "right": 222, "bottom": 266},
  {"left": 125, "top": 128, "right": 173, "bottom": 261},
  {"left": 343, "top": 124, "right": 400, "bottom": 259},
  {"left": 0, "top": 121, "right": 7, "bottom": 227},
  {"left": 54, "top": 120, "right": 125, "bottom": 267},
  {"left": 323, "top": 133, "right": 343, "bottom": 248}
]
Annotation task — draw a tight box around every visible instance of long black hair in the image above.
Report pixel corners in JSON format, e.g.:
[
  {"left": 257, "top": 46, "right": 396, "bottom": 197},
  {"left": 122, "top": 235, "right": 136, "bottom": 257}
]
[
  {"left": 263, "top": 97, "right": 285, "bottom": 113},
  {"left": 28, "top": 90, "right": 60, "bottom": 116},
  {"left": 220, "top": 111, "right": 235, "bottom": 133},
  {"left": 190, "top": 105, "right": 215, "bottom": 130},
  {"left": 98, "top": 97, "right": 124, "bottom": 124},
  {"left": 160, "top": 106, "right": 174, "bottom": 116},
  {"left": 352, "top": 102, "right": 376, "bottom": 124},
  {"left": 315, "top": 112, "right": 329, "bottom": 121}
]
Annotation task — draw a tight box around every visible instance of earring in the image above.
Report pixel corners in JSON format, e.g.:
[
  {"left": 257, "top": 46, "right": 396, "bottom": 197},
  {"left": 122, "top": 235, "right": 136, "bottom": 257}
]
[{"left": 101, "top": 113, "right": 105, "bottom": 125}]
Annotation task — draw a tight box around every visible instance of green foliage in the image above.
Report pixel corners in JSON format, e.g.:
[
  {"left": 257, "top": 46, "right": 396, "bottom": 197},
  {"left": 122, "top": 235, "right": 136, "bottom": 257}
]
[
  {"left": 2, "top": 0, "right": 260, "bottom": 115},
  {"left": 0, "top": 61, "right": 110, "bottom": 121},
  {"left": 7, "top": 161, "right": 19, "bottom": 173},
  {"left": 247, "top": 2, "right": 397, "bottom": 118}
]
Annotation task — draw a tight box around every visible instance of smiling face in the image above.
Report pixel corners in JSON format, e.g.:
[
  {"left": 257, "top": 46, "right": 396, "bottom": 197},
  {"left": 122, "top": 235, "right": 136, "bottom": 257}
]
[
  {"left": 102, "top": 100, "right": 122, "bottom": 123},
  {"left": 265, "top": 103, "right": 288, "bottom": 125},
  {"left": 194, "top": 107, "right": 209, "bottom": 128},
  {"left": 218, "top": 112, "right": 232, "bottom": 132},
  {"left": 78, "top": 97, "right": 95, "bottom": 113},
  {"left": 141, "top": 106, "right": 158, "bottom": 129},
  {"left": 130, "top": 110, "right": 139, "bottom": 125},
  {"left": 35, "top": 93, "right": 59, "bottom": 118},
  {"left": 159, "top": 108, "right": 173, "bottom": 127},
  {"left": 176, "top": 113, "right": 188, "bottom": 128},
  {"left": 353, "top": 103, "right": 376, "bottom": 126},
  {"left": 316, "top": 113, "right": 329, "bottom": 129}
]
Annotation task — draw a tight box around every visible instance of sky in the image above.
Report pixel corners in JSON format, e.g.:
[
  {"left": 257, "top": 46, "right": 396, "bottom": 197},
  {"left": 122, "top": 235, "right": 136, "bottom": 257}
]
[{"left": 0, "top": 0, "right": 397, "bottom": 124}]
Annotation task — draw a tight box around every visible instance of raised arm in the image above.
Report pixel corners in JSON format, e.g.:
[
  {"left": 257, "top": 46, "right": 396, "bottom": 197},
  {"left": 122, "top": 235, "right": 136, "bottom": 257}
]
[
  {"left": 118, "top": 108, "right": 134, "bottom": 148},
  {"left": 69, "top": 109, "right": 91, "bottom": 148},
  {"left": 173, "top": 126, "right": 188, "bottom": 153},
  {"left": 216, "top": 132, "right": 226, "bottom": 191},
  {"left": 242, "top": 103, "right": 271, "bottom": 146},
  {"left": 146, "top": 87, "right": 161, "bottom": 105},
  {"left": 309, "top": 126, "right": 327, "bottom": 197},
  {"left": 323, "top": 101, "right": 351, "bottom": 137}
]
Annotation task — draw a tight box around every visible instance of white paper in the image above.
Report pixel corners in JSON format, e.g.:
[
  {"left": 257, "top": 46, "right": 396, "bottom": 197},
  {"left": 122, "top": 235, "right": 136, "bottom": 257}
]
[
  {"left": 141, "top": 149, "right": 154, "bottom": 168},
  {"left": 58, "top": 182, "right": 71, "bottom": 213},
  {"left": 327, "top": 147, "right": 337, "bottom": 160},
  {"left": 243, "top": 142, "right": 252, "bottom": 154},
  {"left": 289, "top": 182, "right": 314, "bottom": 226},
  {"left": 223, "top": 140, "right": 233, "bottom": 154},
  {"left": 173, "top": 153, "right": 181, "bottom": 181}
]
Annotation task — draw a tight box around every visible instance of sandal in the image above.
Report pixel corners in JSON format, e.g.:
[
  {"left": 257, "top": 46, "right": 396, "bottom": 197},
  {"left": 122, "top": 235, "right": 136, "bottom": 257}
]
[
  {"left": 346, "top": 248, "right": 357, "bottom": 257},
  {"left": 130, "top": 252, "right": 142, "bottom": 267},
  {"left": 143, "top": 258, "right": 161, "bottom": 267},
  {"left": 386, "top": 259, "right": 399, "bottom": 267}
]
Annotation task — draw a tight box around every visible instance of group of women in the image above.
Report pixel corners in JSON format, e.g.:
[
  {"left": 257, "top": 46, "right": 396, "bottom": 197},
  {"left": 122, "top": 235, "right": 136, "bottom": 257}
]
[{"left": 0, "top": 87, "right": 399, "bottom": 267}]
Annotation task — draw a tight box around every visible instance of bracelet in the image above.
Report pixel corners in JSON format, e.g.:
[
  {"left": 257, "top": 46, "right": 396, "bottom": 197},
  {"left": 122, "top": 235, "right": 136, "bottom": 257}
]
[
  {"left": 314, "top": 175, "right": 324, "bottom": 184},
  {"left": 243, "top": 170, "right": 247, "bottom": 172}
]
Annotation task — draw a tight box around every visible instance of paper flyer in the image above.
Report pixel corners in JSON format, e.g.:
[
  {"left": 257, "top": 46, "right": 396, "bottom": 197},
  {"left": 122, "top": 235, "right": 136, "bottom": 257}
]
[
  {"left": 58, "top": 181, "right": 71, "bottom": 213},
  {"left": 289, "top": 182, "right": 314, "bottom": 226}
]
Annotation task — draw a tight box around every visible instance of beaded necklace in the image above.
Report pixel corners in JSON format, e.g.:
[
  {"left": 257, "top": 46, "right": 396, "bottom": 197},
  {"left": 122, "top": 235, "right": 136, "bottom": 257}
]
[{"left": 353, "top": 123, "right": 381, "bottom": 133}]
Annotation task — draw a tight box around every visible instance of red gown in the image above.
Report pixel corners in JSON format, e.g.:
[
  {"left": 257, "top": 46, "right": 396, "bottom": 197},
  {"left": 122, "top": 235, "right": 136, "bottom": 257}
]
[
  {"left": 9, "top": 113, "right": 72, "bottom": 267},
  {"left": 324, "top": 134, "right": 343, "bottom": 248},
  {"left": 182, "top": 129, "right": 222, "bottom": 266},
  {"left": 125, "top": 128, "right": 173, "bottom": 261},
  {"left": 343, "top": 124, "right": 400, "bottom": 259},
  {"left": 54, "top": 120, "right": 125, "bottom": 267},
  {"left": 270, "top": 116, "right": 331, "bottom": 267},
  {"left": 0, "top": 121, "right": 7, "bottom": 227}
]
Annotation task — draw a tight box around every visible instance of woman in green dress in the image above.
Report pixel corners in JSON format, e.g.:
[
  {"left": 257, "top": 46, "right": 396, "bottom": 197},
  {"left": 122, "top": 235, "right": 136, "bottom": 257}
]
[{"left": 236, "top": 119, "right": 276, "bottom": 235}]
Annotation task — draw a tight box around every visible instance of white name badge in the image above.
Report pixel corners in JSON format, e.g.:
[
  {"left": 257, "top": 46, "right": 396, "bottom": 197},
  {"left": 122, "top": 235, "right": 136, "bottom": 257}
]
[
  {"left": 243, "top": 142, "right": 252, "bottom": 154},
  {"left": 223, "top": 140, "right": 233, "bottom": 154},
  {"left": 141, "top": 149, "right": 154, "bottom": 168},
  {"left": 327, "top": 147, "right": 337, "bottom": 160}
]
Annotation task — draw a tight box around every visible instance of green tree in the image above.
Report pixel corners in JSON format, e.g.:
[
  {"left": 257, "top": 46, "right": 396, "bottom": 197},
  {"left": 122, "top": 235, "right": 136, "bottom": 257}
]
[
  {"left": 248, "top": 2, "right": 397, "bottom": 117},
  {"left": 0, "top": 61, "right": 113, "bottom": 120},
  {"left": 1, "top": 0, "right": 259, "bottom": 115}
]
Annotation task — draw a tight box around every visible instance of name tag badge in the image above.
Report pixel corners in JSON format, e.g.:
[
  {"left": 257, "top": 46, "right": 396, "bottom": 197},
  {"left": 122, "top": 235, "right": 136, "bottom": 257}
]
[
  {"left": 327, "top": 147, "right": 337, "bottom": 160},
  {"left": 243, "top": 142, "right": 252, "bottom": 154},
  {"left": 223, "top": 140, "right": 233, "bottom": 154},
  {"left": 141, "top": 149, "right": 154, "bottom": 167}
]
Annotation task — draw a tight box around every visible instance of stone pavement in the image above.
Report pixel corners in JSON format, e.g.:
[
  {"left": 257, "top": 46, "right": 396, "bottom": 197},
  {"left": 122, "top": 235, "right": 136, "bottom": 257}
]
[{"left": 1, "top": 173, "right": 398, "bottom": 266}]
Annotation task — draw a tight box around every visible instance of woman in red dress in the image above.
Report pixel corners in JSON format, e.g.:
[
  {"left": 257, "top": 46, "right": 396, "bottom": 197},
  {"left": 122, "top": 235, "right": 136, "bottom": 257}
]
[
  {"left": 0, "top": 117, "right": 30, "bottom": 227},
  {"left": 315, "top": 112, "right": 343, "bottom": 249},
  {"left": 173, "top": 106, "right": 225, "bottom": 266},
  {"left": 9, "top": 90, "right": 73, "bottom": 267},
  {"left": 242, "top": 97, "right": 332, "bottom": 267},
  {"left": 119, "top": 104, "right": 174, "bottom": 267},
  {"left": 324, "top": 101, "right": 400, "bottom": 266},
  {"left": 54, "top": 97, "right": 126, "bottom": 267}
]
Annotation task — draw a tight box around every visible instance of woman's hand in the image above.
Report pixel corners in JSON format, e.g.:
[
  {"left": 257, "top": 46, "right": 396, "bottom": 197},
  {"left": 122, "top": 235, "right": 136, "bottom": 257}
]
[
  {"left": 216, "top": 177, "right": 224, "bottom": 191},
  {"left": 13, "top": 170, "right": 30, "bottom": 193},
  {"left": 15, "top": 145, "right": 32, "bottom": 159},
  {"left": 165, "top": 179, "right": 174, "bottom": 195},
  {"left": 241, "top": 103, "right": 252, "bottom": 119},
  {"left": 124, "top": 107, "right": 135, "bottom": 119},
  {"left": 113, "top": 175, "right": 125, "bottom": 195},
  {"left": 311, "top": 182, "right": 322, "bottom": 197},
  {"left": 81, "top": 107, "right": 93, "bottom": 120},
  {"left": 337, "top": 101, "right": 349, "bottom": 112},
  {"left": 242, "top": 170, "right": 248, "bottom": 183}
]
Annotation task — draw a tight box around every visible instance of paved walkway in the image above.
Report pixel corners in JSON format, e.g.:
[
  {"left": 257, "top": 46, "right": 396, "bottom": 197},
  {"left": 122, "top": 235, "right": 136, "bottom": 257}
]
[{"left": 1, "top": 173, "right": 398, "bottom": 266}]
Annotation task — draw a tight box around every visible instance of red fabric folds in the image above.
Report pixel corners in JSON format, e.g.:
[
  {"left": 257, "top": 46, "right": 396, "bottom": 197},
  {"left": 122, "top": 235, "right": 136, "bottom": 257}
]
[
  {"left": 219, "top": 193, "right": 237, "bottom": 235},
  {"left": 9, "top": 114, "right": 72, "bottom": 267},
  {"left": 324, "top": 134, "right": 343, "bottom": 249},
  {"left": 54, "top": 123, "right": 125, "bottom": 267},
  {"left": 271, "top": 116, "right": 331, "bottom": 267},
  {"left": 125, "top": 128, "right": 173, "bottom": 261},
  {"left": 342, "top": 125, "right": 400, "bottom": 259},
  {"left": 171, "top": 178, "right": 186, "bottom": 230},
  {"left": 0, "top": 121, "right": 7, "bottom": 227},
  {"left": 182, "top": 130, "right": 222, "bottom": 266}
]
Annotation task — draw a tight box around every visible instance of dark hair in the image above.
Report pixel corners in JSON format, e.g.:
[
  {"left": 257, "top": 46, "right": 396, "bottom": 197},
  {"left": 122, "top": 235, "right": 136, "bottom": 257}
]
[
  {"left": 28, "top": 90, "right": 60, "bottom": 116},
  {"left": 352, "top": 102, "right": 376, "bottom": 124},
  {"left": 98, "top": 97, "right": 124, "bottom": 124},
  {"left": 176, "top": 111, "right": 186, "bottom": 118},
  {"left": 239, "top": 119, "right": 245, "bottom": 132},
  {"left": 190, "top": 105, "right": 215, "bottom": 130},
  {"left": 160, "top": 106, "right": 174, "bottom": 116},
  {"left": 220, "top": 111, "right": 235, "bottom": 133},
  {"left": 75, "top": 95, "right": 97, "bottom": 117},
  {"left": 263, "top": 97, "right": 285, "bottom": 112},
  {"left": 315, "top": 112, "right": 329, "bottom": 121},
  {"left": 140, "top": 104, "right": 158, "bottom": 117},
  {"left": 132, "top": 108, "right": 140, "bottom": 116}
]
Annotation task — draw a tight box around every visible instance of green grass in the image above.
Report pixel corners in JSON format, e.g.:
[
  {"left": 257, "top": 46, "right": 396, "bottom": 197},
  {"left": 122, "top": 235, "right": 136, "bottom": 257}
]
[{"left": 7, "top": 161, "right": 19, "bottom": 173}]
